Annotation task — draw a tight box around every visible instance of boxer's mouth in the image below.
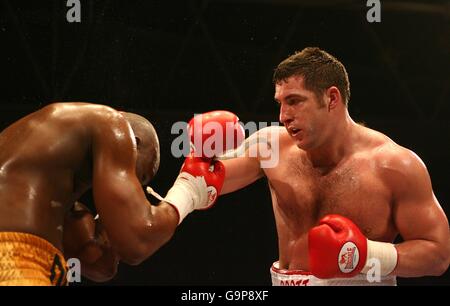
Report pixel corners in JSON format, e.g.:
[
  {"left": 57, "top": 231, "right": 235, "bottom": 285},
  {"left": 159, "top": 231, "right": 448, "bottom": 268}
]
[{"left": 288, "top": 127, "right": 301, "bottom": 137}]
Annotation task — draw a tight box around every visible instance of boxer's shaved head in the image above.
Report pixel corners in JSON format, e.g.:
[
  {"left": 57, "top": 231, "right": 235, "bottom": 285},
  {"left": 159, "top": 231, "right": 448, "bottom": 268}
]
[{"left": 121, "top": 112, "right": 160, "bottom": 185}]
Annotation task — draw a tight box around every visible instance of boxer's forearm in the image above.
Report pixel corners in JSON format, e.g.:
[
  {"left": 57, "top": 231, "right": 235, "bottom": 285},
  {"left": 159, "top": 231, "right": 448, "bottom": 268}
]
[
  {"left": 118, "top": 202, "right": 178, "bottom": 265},
  {"left": 393, "top": 239, "right": 449, "bottom": 277},
  {"left": 142, "top": 202, "right": 179, "bottom": 255},
  {"left": 220, "top": 158, "right": 263, "bottom": 195}
]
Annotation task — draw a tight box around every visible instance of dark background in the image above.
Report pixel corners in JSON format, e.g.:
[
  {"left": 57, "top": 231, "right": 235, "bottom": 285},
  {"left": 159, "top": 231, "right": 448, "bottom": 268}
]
[{"left": 0, "top": 0, "right": 449, "bottom": 285}]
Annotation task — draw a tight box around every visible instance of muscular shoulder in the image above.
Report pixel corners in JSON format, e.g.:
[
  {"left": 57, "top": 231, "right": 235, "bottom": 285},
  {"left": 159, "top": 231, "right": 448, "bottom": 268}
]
[
  {"left": 43, "top": 102, "right": 121, "bottom": 122},
  {"left": 51, "top": 103, "right": 130, "bottom": 135},
  {"left": 248, "top": 125, "right": 293, "bottom": 158},
  {"left": 373, "top": 142, "right": 425, "bottom": 176},
  {"left": 368, "top": 132, "right": 429, "bottom": 193},
  {"left": 43, "top": 103, "right": 134, "bottom": 152},
  {"left": 251, "top": 125, "right": 291, "bottom": 147},
  {"left": 363, "top": 132, "right": 437, "bottom": 213}
]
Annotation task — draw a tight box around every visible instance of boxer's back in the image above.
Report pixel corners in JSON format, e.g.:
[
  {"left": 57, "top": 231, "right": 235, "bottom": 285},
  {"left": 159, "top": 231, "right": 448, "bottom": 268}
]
[{"left": 0, "top": 103, "right": 109, "bottom": 250}]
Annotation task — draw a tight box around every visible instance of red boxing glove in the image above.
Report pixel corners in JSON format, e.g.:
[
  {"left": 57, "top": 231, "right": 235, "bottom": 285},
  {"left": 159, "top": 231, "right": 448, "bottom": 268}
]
[
  {"left": 180, "top": 155, "right": 225, "bottom": 207},
  {"left": 163, "top": 155, "right": 226, "bottom": 224},
  {"left": 308, "top": 214, "right": 368, "bottom": 279},
  {"left": 188, "top": 110, "right": 245, "bottom": 158}
]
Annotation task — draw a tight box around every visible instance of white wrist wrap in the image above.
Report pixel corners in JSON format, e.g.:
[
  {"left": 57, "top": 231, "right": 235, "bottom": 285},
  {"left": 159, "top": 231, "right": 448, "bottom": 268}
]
[
  {"left": 361, "top": 240, "right": 398, "bottom": 276},
  {"left": 162, "top": 172, "right": 207, "bottom": 224}
]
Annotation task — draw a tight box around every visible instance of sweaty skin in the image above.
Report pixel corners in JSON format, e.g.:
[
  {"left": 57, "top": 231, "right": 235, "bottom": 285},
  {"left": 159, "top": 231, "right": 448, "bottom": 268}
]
[
  {"left": 221, "top": 76, "right": 450, "bottom": 277},
  {"left": 0, "top": 102, "right": 178, "bottom": 281}
]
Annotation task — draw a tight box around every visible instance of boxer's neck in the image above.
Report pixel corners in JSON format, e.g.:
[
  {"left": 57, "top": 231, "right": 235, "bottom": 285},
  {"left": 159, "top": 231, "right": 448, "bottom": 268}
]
[{"left": 306, "top": 110, "right": 359, "bottom": 169}]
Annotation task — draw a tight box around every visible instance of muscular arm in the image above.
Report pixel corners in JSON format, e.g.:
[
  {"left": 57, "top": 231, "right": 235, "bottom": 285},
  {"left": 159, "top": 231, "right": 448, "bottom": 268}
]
[
  {"left": 220, "top": 156, "right": 263, "bottom": 194},
  {"left": 386, "top": 149, "right": 450, "bottom": 277},
  {"left": 220, "top": 127, "right": 281, "bottom": 194},
  {"left": 91, "top": 109, "right": 179, "bottom": 265}
]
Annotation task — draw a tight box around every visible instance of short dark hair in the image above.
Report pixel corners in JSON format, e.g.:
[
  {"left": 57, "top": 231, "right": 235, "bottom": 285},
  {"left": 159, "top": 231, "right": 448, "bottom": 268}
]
[{"left": 273, "top": 47, "right": 351, "bottom": 105}]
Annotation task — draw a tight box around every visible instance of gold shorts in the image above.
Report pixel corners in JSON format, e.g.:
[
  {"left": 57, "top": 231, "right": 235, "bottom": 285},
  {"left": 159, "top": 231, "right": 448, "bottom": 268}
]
[{"left": 0, "top": 232, "right": 67, "bottom": 286}]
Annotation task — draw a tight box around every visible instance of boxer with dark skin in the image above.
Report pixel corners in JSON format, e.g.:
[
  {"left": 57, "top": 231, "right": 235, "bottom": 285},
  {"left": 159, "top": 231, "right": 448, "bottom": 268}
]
[{"left": 0, "top": 102, "right": 178, "bottom": 284}]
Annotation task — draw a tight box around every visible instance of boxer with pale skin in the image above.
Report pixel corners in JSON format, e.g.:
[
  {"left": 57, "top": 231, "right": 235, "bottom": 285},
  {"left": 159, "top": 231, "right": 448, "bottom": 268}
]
[
  {"left": 174, "top": 47, "right": 450, "bottom": 285},
  {"left": 218, "top": 47, "right": 450, "bottom": 284}
]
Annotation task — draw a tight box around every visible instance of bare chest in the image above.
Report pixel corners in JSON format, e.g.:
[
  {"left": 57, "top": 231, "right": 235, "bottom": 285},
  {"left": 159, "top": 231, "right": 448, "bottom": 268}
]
[{"left": 265, "top": 155, "right": 394, "bottom": 239}]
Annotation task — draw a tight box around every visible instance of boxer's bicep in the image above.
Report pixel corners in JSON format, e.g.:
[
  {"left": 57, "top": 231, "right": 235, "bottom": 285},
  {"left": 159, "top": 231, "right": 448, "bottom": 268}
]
[
  {"left": 393, "top": 153, "right": 449, "bottom": 247},
  {"left": 390, "top": 153, "right": 450, "bottom": 275},
  {"left": 221, "top": 156, "right": 263, "bottom": 194},
  {"left": 220, "top": 128, "right": 274, "bottom": 194}
]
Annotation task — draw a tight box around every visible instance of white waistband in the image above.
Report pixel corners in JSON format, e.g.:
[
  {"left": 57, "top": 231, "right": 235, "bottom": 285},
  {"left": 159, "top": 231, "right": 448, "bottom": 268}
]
[{"left": 270, "top": 261, "right": 397, "bottom": 286}]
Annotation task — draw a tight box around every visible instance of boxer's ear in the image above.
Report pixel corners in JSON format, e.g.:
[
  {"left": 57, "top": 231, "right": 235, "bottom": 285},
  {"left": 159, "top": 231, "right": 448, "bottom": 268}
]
[
  {"left": 326, "top": 86, "right": 340, "bottom": 111},
  {"left": 135, "top": 136, "right": 141, "bottom": 147}
]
